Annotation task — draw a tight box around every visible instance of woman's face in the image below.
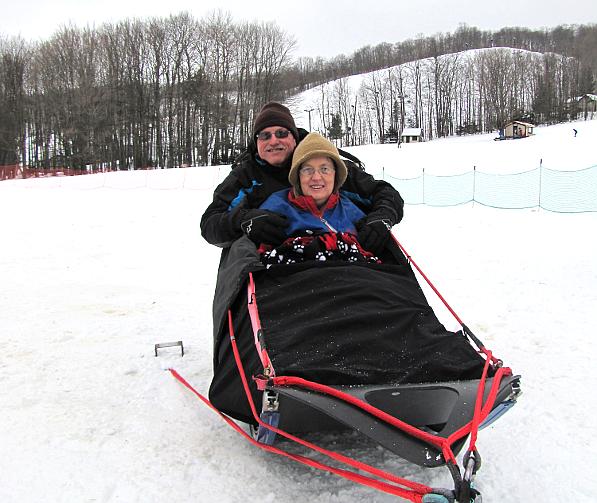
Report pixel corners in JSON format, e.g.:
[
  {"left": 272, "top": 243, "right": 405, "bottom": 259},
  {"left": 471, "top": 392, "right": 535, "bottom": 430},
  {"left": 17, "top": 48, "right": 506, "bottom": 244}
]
[{"left": 299, "top": 156, "right": 336, "bottom": 207}]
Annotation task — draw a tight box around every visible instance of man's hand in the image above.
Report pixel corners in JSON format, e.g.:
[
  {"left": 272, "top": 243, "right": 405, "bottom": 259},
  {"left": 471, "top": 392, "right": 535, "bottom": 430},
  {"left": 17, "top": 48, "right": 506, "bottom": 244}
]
[
  {"left": 238, "top": 209, "right": 289, "bottom": 246},
  {"left": 357, "top": 214, "right": 394, "bottom": 255}
]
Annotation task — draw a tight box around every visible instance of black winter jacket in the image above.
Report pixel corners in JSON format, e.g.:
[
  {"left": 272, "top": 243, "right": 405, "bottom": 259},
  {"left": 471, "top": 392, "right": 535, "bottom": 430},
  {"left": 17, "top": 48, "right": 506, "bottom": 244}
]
[{"left": 200, "top": 128, "right": 404, "bottom": 247}]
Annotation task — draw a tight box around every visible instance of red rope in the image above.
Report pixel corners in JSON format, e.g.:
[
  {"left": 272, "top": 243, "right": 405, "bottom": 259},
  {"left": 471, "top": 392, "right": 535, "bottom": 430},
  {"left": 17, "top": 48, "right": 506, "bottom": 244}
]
[
  {"left": 394, "top": 237, "right": 503, "bottom": 366},
  {"left": 247, "top": 273, "right": 274, "bottom": 374},
  {"left": 271, "top": 367, "right": 508, "bottom": 468},
  {"left": 168, "top": 317, "right": 510, "bottom": 502},
  {"left": 272, "top": 375, "right": 453, "bottom": 458},
  {"left": 168, "top": 368, "right": 425, "bottom": 499},
  {"left": 394, "top": 237, "right": 465, "bottom": 327},
  {"left": 235, "top": 244, "right": 512, "bottom": 498},
  {"left": 272, "top": 365, "right": 512, "bottom": 462},
  {"left": 446, "top": 365, "right": 512, "bottom": 449},
  {"left": 225, "top": 310, "right": 431, "bottom": 501},
  {"left": 169, "top": 240, "right": 515, "bottom": 501}
]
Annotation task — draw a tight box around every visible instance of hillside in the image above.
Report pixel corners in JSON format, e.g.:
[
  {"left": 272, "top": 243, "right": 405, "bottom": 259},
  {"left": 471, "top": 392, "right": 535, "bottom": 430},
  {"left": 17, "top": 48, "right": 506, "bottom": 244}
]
[
  {"left": 2, "top": 119, "right": 597, "bottom": 502},
  {"left": 346, "top": 118, "right": 597, "bottom": 178},
  {"left": 286, "top": 47, "right": 589, "bottom": 149}
]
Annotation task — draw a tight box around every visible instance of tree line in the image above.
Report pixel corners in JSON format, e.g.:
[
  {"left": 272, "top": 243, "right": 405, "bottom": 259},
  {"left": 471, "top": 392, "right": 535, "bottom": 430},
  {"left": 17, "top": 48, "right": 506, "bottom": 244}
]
[
  {"left": 1, "top": 15, "right": 595, "bottom": 172},
  {"left": 0, "top": 11, "right": 294, "bottom": 171},
  {"left": 306, "top": 46, "right": 588, "bottom": 146},
  {"left": 285, "top": 24, "right": 597, "bottom": 94}
]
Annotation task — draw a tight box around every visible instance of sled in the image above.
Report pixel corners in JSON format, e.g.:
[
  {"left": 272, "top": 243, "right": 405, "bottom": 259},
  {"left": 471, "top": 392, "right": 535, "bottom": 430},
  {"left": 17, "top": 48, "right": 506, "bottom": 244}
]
[
  {"left": 258, "top": 374, "right": 520, "bottom": 468},
  {"left": 188, "top": 235, "right": 521, "bottom": 502}
]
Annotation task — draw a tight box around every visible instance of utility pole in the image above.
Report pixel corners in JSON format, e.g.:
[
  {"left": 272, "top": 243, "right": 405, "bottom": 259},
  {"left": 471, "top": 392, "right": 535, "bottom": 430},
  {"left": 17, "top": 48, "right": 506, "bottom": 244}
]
[{"left": 304, "top": 108, "right": 315, "bottom": 131}]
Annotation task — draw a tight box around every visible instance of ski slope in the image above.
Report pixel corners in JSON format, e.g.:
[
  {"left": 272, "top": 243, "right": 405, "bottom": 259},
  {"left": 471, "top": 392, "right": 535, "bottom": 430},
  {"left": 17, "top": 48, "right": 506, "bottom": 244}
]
[{"left": 1, "top": 119, "right": 596, "bottom": 502}]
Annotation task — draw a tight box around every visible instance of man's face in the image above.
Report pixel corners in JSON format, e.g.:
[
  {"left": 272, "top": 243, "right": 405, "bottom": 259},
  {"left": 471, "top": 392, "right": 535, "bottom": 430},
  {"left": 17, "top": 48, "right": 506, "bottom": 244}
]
[{"left": 256, "top": 126, "right": 297, "bottom": 167}]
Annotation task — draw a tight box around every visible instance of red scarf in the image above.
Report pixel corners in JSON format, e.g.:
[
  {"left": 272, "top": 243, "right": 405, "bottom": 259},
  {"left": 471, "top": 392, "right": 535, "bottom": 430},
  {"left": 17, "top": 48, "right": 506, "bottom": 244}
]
[{"left": 287, "top": 190, "right": 339, "bottom": 217}]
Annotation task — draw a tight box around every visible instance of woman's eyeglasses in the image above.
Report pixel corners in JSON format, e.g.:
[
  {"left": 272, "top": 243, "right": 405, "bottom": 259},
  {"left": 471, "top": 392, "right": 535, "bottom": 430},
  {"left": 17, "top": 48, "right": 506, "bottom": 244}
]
[
  {"left": 256, "top": 129, "right": 291, "bottom": 141},
  {"left": 299, "top": 166, "right": 335, "bottom": 177}
]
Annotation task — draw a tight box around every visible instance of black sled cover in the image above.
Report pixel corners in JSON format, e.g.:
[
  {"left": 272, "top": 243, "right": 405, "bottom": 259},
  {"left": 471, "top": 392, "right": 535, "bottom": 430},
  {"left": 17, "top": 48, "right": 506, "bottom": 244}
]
[{"left": 208, "top": 237, "right": 489, "bottom": 424}]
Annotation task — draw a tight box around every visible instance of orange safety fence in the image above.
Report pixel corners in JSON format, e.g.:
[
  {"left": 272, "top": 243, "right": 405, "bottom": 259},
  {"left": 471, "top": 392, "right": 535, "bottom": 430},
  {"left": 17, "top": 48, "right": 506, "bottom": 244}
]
[
  {"left": 0, "top": 165, "right": 121, "bottom": 180},
  {"left": 0, "top": 165, "right": 19, "bottom": 180}
]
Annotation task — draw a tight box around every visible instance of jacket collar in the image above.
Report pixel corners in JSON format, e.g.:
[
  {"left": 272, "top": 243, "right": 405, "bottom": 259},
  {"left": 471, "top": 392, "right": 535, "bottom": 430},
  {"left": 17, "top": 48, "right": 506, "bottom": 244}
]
[
  {"left": 255, "top": 154, "right": 292, "bottom": 170},
  {"left": 288, "top": 190, "right": 339, "bottom": 216}
]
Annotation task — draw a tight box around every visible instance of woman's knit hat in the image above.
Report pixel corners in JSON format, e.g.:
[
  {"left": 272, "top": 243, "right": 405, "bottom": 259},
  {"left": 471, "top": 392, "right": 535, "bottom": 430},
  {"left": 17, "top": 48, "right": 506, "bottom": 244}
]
[
  {"left": 289, "top": 133, "right": 348, "bottom": 193},
  {"left": 253, "top": 102, "right": 299, "bottom": 142}
]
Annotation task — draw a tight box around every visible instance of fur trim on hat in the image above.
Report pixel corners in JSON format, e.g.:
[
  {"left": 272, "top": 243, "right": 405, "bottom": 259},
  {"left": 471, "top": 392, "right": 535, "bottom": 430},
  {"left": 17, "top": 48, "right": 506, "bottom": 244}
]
[
  {"left": 253, "top": 102, "right": 299, "bottom": 142},
  {"left": 289, "top": 133, "right": 348, "bottom": 194}
]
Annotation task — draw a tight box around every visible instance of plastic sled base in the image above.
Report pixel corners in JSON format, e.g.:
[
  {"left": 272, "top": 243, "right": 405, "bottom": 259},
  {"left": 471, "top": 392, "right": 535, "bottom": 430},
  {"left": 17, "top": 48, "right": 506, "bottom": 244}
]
[{"left": 266, "top": 375, "right": 521, "bottom": 468}]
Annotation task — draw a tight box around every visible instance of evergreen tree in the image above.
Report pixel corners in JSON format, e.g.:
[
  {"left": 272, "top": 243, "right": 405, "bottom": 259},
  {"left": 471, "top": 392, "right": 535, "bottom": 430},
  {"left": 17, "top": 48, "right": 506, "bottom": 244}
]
[{"left": 327, "top": 112, "right": 343, "bottom": 141}]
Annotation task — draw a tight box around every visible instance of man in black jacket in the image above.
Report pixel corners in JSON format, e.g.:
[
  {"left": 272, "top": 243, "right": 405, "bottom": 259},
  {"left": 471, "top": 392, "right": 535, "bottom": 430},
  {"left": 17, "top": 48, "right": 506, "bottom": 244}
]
[{"left": 200, "top": 102, "right": 404, "bottom": 254}]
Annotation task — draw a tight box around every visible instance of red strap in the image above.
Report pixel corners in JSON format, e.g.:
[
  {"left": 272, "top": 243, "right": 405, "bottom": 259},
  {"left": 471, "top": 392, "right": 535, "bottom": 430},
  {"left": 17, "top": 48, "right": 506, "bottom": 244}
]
[
  {"left": 273, "top": 376, "right": 448, "bottom": 448},
  {"left": 467, "top": 350, "right": 492, "bottom": 450},
  {"left": 168, "top": 368, "right": 428, "bottom": 498},
  {"left": 224, "top": 310, "right": 432, "bottom": 501},
  {"left": 446, "top": 364, "right": 512, "bottom": 448},
  {"left": 394, "top": 238, "right": 465, "bottom": 327},
  {"left": 273, "top": 366, "right": 512, "bottom": 467},
  {"left": 170, "top": 311, "right": 511, "bottom": 501},
  {"left": 181, "top": 237, "right": 515, "bottom": 500},
  {"left": 247, "top": 273, "right": 274, "bottom": 375}
]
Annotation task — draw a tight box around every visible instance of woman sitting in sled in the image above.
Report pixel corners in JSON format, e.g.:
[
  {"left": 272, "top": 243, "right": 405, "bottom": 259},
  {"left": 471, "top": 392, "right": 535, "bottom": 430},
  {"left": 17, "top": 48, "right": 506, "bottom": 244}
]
[{"left": 253, "top": 132, "right": 384, "bottom": 267}]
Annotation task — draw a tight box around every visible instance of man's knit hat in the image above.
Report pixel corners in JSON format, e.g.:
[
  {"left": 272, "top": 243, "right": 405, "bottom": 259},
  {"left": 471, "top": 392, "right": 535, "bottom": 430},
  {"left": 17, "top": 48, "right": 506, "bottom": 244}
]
[
  {"left": 253, "top": 102, "right": 299, "bottom": 142},
  {"left": 289, "top": 133, "right": 348, "bottom": 193}
]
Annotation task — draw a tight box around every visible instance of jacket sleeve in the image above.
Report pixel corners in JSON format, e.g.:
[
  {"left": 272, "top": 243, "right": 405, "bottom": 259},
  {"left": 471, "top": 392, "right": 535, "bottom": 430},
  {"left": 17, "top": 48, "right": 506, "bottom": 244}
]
[
  {"left": 200, "top": 168, "right": 250, "bottom": 247},
  {"left": 342, "top": 163, "right": 404, "bottom": 225}
]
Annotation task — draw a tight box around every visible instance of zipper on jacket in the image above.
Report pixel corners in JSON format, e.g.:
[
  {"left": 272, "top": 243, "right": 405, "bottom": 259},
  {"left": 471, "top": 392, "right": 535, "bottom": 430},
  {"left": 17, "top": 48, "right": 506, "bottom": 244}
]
[{"left": 320, "top": 217, "right": 338, "bottom": 233}]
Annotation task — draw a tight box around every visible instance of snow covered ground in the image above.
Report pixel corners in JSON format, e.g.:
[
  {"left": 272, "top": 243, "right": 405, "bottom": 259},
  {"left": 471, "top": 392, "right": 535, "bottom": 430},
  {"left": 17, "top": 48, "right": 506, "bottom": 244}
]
[{"left": 1, "top": 120, "right": 596, "bottom": 502}]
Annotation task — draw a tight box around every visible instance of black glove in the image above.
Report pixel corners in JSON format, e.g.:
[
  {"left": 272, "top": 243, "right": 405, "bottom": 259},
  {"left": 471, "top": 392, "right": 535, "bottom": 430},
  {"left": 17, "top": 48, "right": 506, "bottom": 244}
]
[
  {"left": 357, "top": 215, "right": 394, "bottom": 255},
  {"left": 237, "top": 209, "right": 289, "bottom": 246}
]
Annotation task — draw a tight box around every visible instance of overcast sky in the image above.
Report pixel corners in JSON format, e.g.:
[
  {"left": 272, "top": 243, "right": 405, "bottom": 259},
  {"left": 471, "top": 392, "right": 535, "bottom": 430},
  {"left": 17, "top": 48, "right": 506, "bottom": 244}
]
[{"left": 1, "top": 0, "right": 595, "bottom": 58}]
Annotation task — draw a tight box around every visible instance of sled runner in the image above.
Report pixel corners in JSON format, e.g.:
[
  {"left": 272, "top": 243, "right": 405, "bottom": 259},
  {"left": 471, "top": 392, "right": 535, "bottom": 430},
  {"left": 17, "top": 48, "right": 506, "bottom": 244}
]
[{"left": 174, "top": 234, "right": 521, "bottom": 502}]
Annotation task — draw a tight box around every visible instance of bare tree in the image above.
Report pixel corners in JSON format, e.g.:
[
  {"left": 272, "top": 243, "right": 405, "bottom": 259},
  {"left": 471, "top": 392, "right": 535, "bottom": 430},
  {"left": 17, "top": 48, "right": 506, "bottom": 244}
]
[
  {"left": 0, "top": 36, "right": 28, "bottom": 169},
  {"left": 4, "top": 19, "right": 595, "bottom": 172}
]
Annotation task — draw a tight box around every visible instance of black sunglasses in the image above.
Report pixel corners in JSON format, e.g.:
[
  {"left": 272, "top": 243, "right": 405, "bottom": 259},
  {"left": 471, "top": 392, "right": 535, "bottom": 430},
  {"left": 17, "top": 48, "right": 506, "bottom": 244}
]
[{"left": 256, "top": 129, "right": 291, "bottom": 141}]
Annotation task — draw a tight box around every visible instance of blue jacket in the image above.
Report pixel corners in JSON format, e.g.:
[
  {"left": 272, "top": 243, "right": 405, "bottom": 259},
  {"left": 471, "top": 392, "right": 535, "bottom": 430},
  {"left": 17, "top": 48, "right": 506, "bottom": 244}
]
[
  {"left": 200, "top": 127, "right": 404, "bottom": 247},
  {"left": 259, "top": 189, "right": 366, "bottom": 236}
]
